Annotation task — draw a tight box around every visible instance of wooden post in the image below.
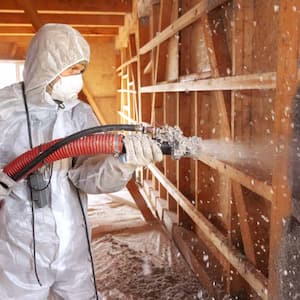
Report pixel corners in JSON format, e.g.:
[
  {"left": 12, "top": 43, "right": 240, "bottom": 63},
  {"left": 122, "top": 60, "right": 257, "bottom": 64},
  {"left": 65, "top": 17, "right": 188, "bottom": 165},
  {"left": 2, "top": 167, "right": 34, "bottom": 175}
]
[{"left": 269, "top": 1, "right": 300, "bottom": 299}]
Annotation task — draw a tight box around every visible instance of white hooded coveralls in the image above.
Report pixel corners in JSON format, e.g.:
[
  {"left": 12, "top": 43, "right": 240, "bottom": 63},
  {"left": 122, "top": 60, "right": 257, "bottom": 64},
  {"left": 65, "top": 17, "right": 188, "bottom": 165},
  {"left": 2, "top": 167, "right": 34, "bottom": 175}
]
[{"left": 0, "top": 24, "right": 134, "bottom": 299}]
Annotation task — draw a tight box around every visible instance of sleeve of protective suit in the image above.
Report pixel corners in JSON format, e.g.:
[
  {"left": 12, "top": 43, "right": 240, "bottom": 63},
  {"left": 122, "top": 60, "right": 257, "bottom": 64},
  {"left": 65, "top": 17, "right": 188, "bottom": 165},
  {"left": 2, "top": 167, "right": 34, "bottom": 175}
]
[
  {"left": 68, "top": 154, "right": 136, "bottom": 194},
  {"left": 0, "top": 170, "right": 16, "bottom": 199},
  {"left": 68, "top": 134, "right": 163, "bottom": 194}
]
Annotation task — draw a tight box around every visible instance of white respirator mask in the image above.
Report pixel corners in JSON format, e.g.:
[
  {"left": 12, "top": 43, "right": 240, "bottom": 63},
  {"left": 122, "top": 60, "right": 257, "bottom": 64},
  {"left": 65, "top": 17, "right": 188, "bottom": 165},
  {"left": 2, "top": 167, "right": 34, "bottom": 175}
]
[{"left": 50, "top": 73, "right": 83, "bottom": 102}]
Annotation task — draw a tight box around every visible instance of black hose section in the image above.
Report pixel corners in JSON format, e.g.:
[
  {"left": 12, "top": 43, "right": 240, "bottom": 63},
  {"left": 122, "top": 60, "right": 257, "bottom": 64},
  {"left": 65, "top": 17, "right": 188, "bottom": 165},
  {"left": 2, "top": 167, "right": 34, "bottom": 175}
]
[
  {"left": 12, "top": 124, "right": 140, "bottom": 181},
  {"left": 76, "top": 188, "right": 99, "bottom": 300},
  {"left": 22, "top": 82, "right": 33, "bottom": 149},
  {"left": 22, "top": 82, "right": 42, "bottom": 286},
  {"left": 29, "top": 187, "right": 42, "bottom": 286}
]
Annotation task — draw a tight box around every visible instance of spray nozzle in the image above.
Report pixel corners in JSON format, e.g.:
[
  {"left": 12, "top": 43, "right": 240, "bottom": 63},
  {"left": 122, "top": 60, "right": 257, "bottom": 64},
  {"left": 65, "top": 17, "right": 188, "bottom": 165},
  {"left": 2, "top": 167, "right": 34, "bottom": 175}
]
[{"left": 142, "top": 125, "right": 203, "bottom": 160}]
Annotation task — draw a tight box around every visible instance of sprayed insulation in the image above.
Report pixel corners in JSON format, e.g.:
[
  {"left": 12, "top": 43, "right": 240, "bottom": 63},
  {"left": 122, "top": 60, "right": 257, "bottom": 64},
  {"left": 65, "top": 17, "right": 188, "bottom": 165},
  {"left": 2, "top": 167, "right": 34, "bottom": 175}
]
[{"left": 88, "top": 190, "right": 212, "bottom": 300}]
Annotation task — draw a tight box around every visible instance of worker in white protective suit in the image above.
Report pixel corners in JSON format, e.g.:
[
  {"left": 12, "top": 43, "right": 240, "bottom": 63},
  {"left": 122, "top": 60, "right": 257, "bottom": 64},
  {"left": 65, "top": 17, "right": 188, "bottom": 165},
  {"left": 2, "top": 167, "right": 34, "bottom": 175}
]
[{"left": 0, "top": 23, "right": 162, "bottom": 300}]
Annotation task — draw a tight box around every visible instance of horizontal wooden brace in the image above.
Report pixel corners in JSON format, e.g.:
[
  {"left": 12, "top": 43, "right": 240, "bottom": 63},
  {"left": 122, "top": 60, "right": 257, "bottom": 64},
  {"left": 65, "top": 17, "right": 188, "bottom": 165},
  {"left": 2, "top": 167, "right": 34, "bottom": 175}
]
[
  {"left": 139, "top": 0, "right": 229, "bottom": 55},
  {"left": 148, "top": 164, "right": 268, "bottom": 299},
  {"left": 117, "top": 111, "right": 136, "bottom": 123},
  {"left": 0, "top": 13, "right": 124, "bottom": 26},
  {"left": 140, "top": 69, "right": 300, "bottom": 92},
  {"left": 117, "top": 89, "right": 136, "bottom": 94},
  {"left": 116, "top": 56, "right": 138, "bottom": 72},
  {"left": 140, "top": 72, "right": 277, "bottom": 92},
  {"left": 0, "top": 25, "right": 119, "bottom": 36}
]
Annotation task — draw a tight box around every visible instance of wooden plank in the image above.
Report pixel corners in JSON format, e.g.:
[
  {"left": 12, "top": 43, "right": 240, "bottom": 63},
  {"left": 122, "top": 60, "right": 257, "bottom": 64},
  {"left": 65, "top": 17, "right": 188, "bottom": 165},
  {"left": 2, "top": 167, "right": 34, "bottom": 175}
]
[
  {"left": 148, "top": 164, "right": 268, "bottom": 299},
  {"left": 116, "top": 56, "right": 138, "bottom": 72},
  {"left": 0, "top": 13, "right": 124, "bottom": 26},
  {"left": 126, "top": 179, "right": 156, "bottom": 222},
  {"left": 143, "top": 59, "right": 152, "bottom": 74},
  {"left": 165, "top": 92, "right": 178, "bottom": 212},
  {"left": 140, "top": 72, "right": 277, "bottom": 92},
  {"left": 139, "top": 0, "right": 229, "bottom": 55},
  {"left": 128, "top": 34, "right": 139, "bottom": 121},
  {"left": 268, "top": 0, "right": 300, "bottom": 298},
  {"left": 15, "top": 0, "right": 42, "bottom": 31},
  {"left": 202, "top": 16, "right": 230, "bottom": 137},
  {"left": 91, "top": 222, "right": 151, "bottom": 240},
  {"left": 137, "top": 17, "right": 152, "bottom": 124},
  {"left": 151, "top": 1, "right": 170, "bottom": 174},
  {"left": 165, "top": 0, "right": 179, "bottom": 82},
  {"left": 197, "top": 153, "right": 273, "bottom": 202},
  {"left": 178, "top": 1, "right": 195, "bottom": 229},
  {"left": 232, "top": 182, "right": 256, "bottom": 264},
  {"left": 0, "top": 0, "right": 132, "bottom": 14},
  {"left": 149, "top": 2, "right": 159, "bottom": 127},
  {"left": 0, "top": 26, "right": 119, "bottom": 36}
]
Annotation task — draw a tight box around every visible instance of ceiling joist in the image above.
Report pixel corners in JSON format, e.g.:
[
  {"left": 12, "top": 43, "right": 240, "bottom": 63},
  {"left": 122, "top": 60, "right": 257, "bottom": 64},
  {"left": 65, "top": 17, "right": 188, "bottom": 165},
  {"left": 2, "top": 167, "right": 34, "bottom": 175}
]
[
  {"left": 0, "top": 26, "right": 119, "bottom": 37},
  {"left": 0, "top": 0, "right": 132, "bottom": 14},
  {"left": 0, "top": 13, "right": 125, "bottom": 26}
]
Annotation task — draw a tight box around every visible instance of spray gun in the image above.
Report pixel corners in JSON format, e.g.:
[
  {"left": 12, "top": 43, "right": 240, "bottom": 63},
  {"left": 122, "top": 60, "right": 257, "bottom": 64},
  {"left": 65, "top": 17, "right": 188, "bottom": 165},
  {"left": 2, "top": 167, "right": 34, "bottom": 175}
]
[
  {"left": 143, "top": 125, "right": 203, "bottom": 160},
  {"left": 3, "top": 124, "right": 203, "bottom": 182}
]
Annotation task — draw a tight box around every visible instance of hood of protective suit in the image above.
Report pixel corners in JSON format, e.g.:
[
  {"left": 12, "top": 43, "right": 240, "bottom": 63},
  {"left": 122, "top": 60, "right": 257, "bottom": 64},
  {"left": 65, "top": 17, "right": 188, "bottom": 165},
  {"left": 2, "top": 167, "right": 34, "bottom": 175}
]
[{"left": 23, "top": 23, "right": 90, "bottom": 104}]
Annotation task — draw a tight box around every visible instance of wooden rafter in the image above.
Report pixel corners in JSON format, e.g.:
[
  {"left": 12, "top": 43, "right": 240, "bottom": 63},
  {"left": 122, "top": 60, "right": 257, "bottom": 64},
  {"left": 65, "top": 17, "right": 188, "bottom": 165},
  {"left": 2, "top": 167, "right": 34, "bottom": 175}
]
[
  {"left": 0, "top": 13, "right": 125, "bottom": 26},
  {"left": 0, "top": 26, "right": 119, "bottom": 36},
  {"left": 15, "top": 0, "right": 42, "bottom": 31},
  {"left": 140, "top": 72, "right": 278, "bottom": 92},
  {"left": 0, "top": 0, "right": 132, "bottom": 14}
]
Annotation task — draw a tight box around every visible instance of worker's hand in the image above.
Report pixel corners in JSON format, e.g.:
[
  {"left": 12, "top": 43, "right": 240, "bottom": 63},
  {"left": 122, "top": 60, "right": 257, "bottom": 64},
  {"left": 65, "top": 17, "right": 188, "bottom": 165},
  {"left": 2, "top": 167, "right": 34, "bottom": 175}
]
[
  {"left": 122, "top": 134, "right": 163, "bottom": 167},
  {"left": 0, "top": 171, "right": 16, "bottom": 200}
]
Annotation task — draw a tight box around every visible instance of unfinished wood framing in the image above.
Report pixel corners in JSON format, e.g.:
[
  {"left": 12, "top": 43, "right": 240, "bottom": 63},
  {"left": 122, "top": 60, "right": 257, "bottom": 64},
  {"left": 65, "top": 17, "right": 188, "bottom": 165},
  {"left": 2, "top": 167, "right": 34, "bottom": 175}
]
[
  {"left": 116, "top": 0, "right": 300, "bottom": 299},
  {"left": 1, "top": 0, "right": 300, "bottom": 299}
]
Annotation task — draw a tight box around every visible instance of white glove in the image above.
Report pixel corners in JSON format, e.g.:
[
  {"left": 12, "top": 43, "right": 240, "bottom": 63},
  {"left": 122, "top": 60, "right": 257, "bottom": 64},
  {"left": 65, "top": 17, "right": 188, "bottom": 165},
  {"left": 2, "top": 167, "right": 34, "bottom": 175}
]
[
  {"left": 122, "top": 134, "right": 163, "bottom": 167},
  {"left": 0, "top": 171, "right": 16, "bottom": 200}
]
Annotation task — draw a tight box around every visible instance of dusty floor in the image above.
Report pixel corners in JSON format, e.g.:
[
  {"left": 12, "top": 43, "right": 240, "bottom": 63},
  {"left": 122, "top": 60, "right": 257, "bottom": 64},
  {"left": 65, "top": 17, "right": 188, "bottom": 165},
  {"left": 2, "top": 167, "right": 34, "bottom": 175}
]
[{"left": 88, "top": 190, "right": 211, "bottom": 300}]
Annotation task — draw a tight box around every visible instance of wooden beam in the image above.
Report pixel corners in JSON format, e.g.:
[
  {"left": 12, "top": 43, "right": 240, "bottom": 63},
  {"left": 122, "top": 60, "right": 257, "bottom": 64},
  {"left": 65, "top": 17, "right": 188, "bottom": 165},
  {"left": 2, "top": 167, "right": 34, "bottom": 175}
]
[
  {"left": 0, "top": 26, "right": 119, "bottom": 36},
  {"left": 268, "top": 0, "right": 300, "bottom": 298},
  {"left": 139, "top": 0, "right": 229, "bottom": 55},
  {"left": 143, "top": 59, "right": 152, "bottom": 74},
  {"left": 36, "top": 10, "right": 127, "bottom": 16},
  {"left": 15, "top": 0, "right": 43, "bottom": 31},
  {"left": 116, "top": 56, "right": 138, "bottom": 72},
  {"left": 126, "top": 179, "right": 156, "bottom": 222},
  {"left": 165, "top": 0, "right": 179, "bottom": 82},
  {"left": 0, "top": 13, "right": 124, "bottom": 26},
  {"left": 137, "top": 17, "right": 152, "bottom": 124},
  {"left": 198, "top": 153, "right": 273, "bottom": 202},
  {"left": 0, "top": 0, "right": 132, "bottom": 14},
  {"left": 232, "top": 182, "right": 256, "bottom": 264},
  {"left": 91, "top": 220, "right": 148, "bottom": 240},
  {"left": 147, "top": 164, "right": 268, "bottom": 299},
  {"left": 140, "top": 72, "right": 277, "bottom": 92}
]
